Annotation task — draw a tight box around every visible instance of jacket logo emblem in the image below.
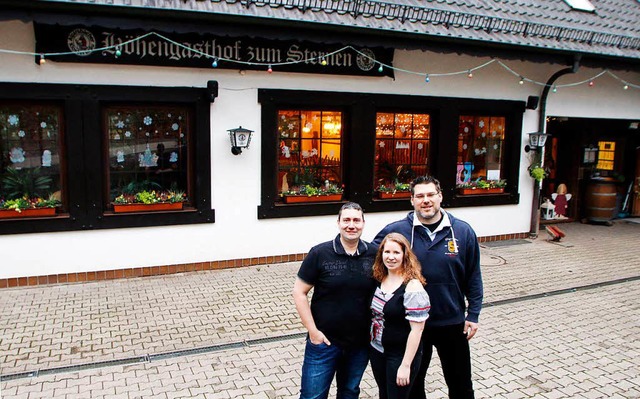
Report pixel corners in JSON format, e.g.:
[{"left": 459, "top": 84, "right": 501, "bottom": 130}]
[{"left": 446, "top": 238, "right": 459, "bottom": 256}]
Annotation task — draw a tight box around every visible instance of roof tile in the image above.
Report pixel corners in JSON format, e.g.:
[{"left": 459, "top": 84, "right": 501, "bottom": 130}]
[{"left": 28, "top": 0, "right": 640, "bottom": 60}]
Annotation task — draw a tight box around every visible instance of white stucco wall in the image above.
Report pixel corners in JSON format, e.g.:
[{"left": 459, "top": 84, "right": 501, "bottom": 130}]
[{"left": 1, "top": 20, "right": 639, "bottom": 278}]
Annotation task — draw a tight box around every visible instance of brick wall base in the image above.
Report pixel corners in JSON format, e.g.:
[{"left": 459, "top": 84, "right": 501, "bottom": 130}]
[{"left": 0, "top": 232, "right": 529, "bottom": 289}]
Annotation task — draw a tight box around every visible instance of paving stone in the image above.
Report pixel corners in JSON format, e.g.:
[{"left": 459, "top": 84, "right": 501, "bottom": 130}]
[{"left": 1, "top": 222, "right": 640, "bottom": 398}]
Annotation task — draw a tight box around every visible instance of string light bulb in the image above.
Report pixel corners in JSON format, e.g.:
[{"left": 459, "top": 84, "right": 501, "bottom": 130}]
[
  {"left": 267, "top": 64, "right": 273, "bottom": 73},
  {"left": 425, "top": 74, "right": 430, "bottom": 83},
  {"left": 552, "top": 85, "right": 558, "bottom": 93},
  {"left": 212, "top": 58, "right": 218, "bottom": 68},
  {"left": 4, "top": 34, "right": 636, "bottom": 91}
]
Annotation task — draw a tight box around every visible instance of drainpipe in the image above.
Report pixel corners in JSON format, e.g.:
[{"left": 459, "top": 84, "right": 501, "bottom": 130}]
[{"left": 529, "top": 55, "right": 581, "bottom": 238}]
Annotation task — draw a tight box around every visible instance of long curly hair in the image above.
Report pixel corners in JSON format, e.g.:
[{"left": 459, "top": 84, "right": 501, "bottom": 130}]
[{"left": 372, "top": 233, "right": 426, "bottom": 285}]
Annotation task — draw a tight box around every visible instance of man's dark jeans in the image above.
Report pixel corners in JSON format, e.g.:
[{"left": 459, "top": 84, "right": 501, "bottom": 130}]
[{"left": 299, "top": 339, "right": 369, "bottom": 399}]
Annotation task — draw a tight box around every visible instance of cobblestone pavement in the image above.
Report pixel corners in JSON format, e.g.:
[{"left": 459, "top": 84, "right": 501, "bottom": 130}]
[{"left": 1, "top": 221, "right": 640, "bottom": 398}]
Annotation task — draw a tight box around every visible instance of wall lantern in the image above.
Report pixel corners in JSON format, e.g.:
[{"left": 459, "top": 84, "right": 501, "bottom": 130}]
[
  {"left": 227, "top": 126, "right": 253, "bottom": 155},
  {"left": 524, "top": 132, "right": 550, "bottom": 152}
]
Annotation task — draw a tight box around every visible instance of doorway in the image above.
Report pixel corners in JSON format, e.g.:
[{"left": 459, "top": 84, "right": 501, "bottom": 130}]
[{"left": 544, "top": 117, "right": 639, "bottom": 221}]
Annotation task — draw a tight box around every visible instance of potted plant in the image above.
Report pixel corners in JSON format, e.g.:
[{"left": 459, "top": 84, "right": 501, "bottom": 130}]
[
  {"left": 1, "top": 167, "right": 53, "bottom": 199},
  {"left": 457, "top": 179, "right": 507, "bottom": 195},
  {"left": 112, "top": 189, "right": 187, "bottom": 213},
  {"left": 0, "top": 194, "right": 62, "bottom": 219},
  {"left": 528, "top": 164, "right": 547, "bottom": 182},
  {"left": 281, "top": 182, "right": 344, "bottom": 204},
  {"left": 376, "top": 181, "right": 412, "bottom": 199},
  {"left": 1, "top": 167, "right": 61, "bottom": 219}
]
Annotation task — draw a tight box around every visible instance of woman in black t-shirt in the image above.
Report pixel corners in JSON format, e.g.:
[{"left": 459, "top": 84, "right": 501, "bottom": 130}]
[{"left": 370, "top": 233, "right": 430, "bottom": 399}]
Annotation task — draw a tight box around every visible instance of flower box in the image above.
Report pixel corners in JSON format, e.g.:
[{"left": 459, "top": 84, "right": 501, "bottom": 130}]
[
  {"left": 112, "top": 202, "right": 184, "bottom": 213},
  {"left": 377, "top": 191, "right": 411, "bottom": 199},
  {"left": 0, "top": 207, "right": 57, "bottom": 219},
  {"left": 458, "top": 188, "right": 505, "bottom": 195},
  {"left": 282, "top": 194, "right": 343, "bottom": 204}
]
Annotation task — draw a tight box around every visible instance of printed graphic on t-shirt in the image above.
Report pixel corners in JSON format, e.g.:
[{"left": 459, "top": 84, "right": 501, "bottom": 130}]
[
  {"left": 321, "top": 258, "right": 374, "bottom": 277},
  {"left": 323, "top": 260, "right": 347, "bottom": 276},
  {"left": 359, "top": 260, "right": 374, "bottom": 276}
]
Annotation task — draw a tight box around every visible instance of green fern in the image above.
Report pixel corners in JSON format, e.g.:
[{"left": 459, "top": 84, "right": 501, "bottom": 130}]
[{"left": 1, "top": 167, "right": 52, "bottom": 199}]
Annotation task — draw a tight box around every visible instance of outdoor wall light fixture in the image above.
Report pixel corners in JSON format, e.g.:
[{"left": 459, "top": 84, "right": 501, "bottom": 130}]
[
  {"left": 228, "top": 126, "right": 254, "bottom": 155},
  {"left": 525, "top": 132, "right": 550, "bottom": 152}
]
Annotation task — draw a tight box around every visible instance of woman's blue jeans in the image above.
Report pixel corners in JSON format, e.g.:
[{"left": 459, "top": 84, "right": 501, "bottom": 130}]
[{"left": 299, "top": 339, "right": 369, "bottom": 399}]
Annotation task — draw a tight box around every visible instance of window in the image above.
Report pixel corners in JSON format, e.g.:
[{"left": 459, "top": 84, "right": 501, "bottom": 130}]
[
  {"left": 0, "top": 102, "right": 66, "bottom": 219},
  {"left": 104, "top": 105, "right": 193, "bottom": 209},
  {"left": 0, "top": 82, "right": 213, "bottom": 235},
  {"left": 258, "top": 89, "right": 524, "bottom": 219},
  {"left": 374, "top": 112, "right": 430, "bottom": 194},
  {"left": 583, "top": 145, "right": 598, "bottom": 165},
  {"left": 277, "top": 110, "right": 343, "bottom": 201},
  {"left": 456, "top": 115, "right": 507, "bottom": 193},
  {"left": 596, "top": 141, "right": 615, "bottom": 170}
]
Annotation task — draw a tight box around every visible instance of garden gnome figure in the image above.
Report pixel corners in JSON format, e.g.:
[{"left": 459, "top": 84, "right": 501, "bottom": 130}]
[{"left": 551, "top": 183, "right": 572, "bottom": 219}]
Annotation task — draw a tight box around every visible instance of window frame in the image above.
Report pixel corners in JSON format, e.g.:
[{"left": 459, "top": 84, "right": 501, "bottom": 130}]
[
  {"left": 0, "top": 99, "right": 68, "bottom": 214},
  {"left": 258, "top": 89, "right": 524, "bottom": 219},
  {"left": 373, "top": 111, "right": 432, "bottom": 192},
  {"left": 455, "top": 114, "right": 508, "bottom": 191},
  {"left": 101, "top": 103, "right": 196, "bottom": 211},
  {"left": 276, "top": 108, "right": 345, "bottom": 199},
  {"left": 0, "top": 82, "right": 214, "bottom": 235}
]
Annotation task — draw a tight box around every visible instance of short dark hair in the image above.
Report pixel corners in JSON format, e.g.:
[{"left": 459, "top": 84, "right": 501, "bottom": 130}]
[
  {"left": 338, "top": 202, "right": 364, "bottom": 221},
  {"left": 411, "top": 175, "right": 441, "bottom": 195}
]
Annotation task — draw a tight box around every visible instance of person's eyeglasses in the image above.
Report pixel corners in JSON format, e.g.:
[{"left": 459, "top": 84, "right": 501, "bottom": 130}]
[{"left": 413, "top": 191, "right": 440, "bottom": 200}]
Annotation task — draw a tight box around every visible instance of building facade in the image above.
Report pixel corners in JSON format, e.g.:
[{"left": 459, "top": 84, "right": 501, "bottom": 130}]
[{"left": 0, "top": 0, "right": 639, "bottom": 286}]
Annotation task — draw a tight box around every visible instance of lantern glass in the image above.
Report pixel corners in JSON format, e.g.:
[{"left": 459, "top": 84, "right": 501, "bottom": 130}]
[
  {"left": 528, "top": 132, "right": 549, "bottom": 148},
  {"left": 227, "top": 126, "right": 253, "bottom": 151},
  {"left": 538, "top": 133, "right": 548, "bottom": 147},
  {"left": 234, "top": 131, "right": 250, "bottom": 148}
]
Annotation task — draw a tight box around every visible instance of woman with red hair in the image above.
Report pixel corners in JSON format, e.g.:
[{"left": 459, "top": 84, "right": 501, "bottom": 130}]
[{"left": 370, "top": 233, "right": 431, "bottom": 399}]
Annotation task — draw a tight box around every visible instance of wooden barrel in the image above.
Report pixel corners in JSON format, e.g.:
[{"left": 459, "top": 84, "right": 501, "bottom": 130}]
[{"left": 584, "top": 178, "right": 617, "bottom": 222}]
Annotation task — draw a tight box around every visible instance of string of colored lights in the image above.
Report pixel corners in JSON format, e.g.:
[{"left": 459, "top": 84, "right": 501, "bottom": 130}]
[{"left": 0, "top": 31, "right": 638, "bottom": 91}]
